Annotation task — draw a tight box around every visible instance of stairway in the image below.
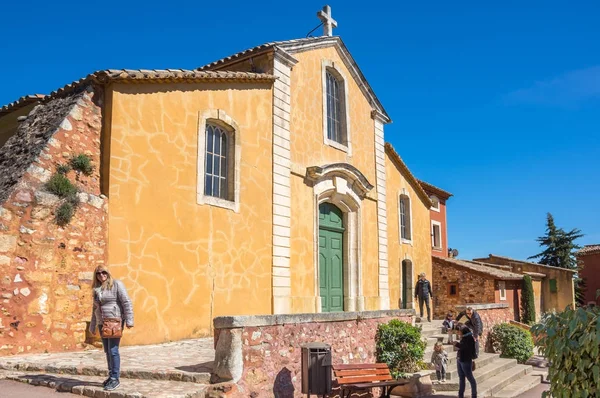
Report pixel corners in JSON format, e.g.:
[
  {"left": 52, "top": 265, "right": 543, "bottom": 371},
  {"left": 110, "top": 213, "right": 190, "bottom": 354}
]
[{"left": 413, "top": 318, "right": 542, "bottom": 398}]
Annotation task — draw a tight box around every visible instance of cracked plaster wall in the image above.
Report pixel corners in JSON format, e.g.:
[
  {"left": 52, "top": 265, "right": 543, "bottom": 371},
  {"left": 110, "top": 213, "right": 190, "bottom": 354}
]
[{"left": 107, "top": 82, "right": 274, "bottom": 345}]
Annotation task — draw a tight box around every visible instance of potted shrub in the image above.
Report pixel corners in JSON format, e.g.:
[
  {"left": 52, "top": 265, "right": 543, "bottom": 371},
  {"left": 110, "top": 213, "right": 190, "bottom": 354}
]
[{"left": 376, "top": 319, "right": 433, "bottom": 397}]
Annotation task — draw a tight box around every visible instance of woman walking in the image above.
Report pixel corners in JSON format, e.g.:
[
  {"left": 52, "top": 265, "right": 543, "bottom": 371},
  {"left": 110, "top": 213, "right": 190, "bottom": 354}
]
[
  {"left": 89, "top": 266, "right": 134, "bottom": 391},
  {"left": 454, "top": 325, "right": 477, "bottom": 398}
]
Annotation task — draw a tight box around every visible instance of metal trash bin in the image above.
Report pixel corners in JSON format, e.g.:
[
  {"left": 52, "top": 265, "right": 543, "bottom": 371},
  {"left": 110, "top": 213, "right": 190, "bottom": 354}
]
[{"left": 301, "top": 342, "right": 332, "bottom": 396}]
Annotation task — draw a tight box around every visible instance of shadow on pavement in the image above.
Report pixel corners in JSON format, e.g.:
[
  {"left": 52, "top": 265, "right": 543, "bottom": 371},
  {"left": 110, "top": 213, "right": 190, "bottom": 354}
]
[
  {"left": 17, "top": 374, "right": 102, "bottom": 390},
  {"left": 175, "top": 360, "right": 213, "bottom": 373}
]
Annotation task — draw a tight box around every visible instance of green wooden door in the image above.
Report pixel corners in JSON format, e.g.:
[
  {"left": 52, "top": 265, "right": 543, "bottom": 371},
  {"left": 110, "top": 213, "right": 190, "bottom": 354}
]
[{"left": 319, "top": 203, "right": 344, "bottom": 312}]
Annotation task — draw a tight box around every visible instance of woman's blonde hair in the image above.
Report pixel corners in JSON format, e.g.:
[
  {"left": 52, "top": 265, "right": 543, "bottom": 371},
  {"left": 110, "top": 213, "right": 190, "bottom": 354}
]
[{"left": 92, "top": 265, "right": 114, "bottom": 291}]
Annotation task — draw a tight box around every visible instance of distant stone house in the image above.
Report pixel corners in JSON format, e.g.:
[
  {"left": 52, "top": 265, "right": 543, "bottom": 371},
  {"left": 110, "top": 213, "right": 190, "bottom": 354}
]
[
  {"left": 432, "top": 256, "right": 523, "bottom": 320},
  {"left": 474, "top": 254, "right": 576, "bottom": 319}
]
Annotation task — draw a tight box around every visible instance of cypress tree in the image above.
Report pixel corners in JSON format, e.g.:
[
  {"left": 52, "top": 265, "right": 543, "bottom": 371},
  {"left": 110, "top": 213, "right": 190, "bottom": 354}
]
[{"left": 521, "top": 275, "right": 536, "bottom": 324}]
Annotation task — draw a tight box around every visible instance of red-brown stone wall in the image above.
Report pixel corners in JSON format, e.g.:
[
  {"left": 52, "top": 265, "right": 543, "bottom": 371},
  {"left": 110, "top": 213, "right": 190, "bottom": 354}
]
[
  {"left": 476, "top": 307, "right": 514, "bottom": 352},
  {"left": 0, "top": 88, "right": 107, "bottom": 355},
  {"left": 579, "top": 252, "right": 600, "bottom": 305},
  {"left": 493, "top": 281, "right": 521, "bottom": 321},
  {"left": 432, "top": 258, "right": 496, "bottom": 319},
  {"left": 237, "top": 314, "right": 413, "bottom": 397}
]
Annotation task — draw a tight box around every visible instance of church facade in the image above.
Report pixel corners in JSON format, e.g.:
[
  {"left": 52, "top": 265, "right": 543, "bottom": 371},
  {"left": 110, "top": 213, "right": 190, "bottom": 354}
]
[{"left": 0, "top": 11, "right": 439, "bottom": 352}]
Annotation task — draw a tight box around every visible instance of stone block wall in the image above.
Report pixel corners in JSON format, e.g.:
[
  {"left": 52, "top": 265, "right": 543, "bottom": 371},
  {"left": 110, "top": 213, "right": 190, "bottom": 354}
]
[
  {"left": 455, "top": 304, "right": 513, "bottom": 353},
  {"left": 432, "top": 258, "right": 496, "bottom": 319},
  {"left": 0, "top": 87, "right": 107, "bottom": 355},
  {"left": 212, "top": 309, "right": 415, "bottom": 397}
]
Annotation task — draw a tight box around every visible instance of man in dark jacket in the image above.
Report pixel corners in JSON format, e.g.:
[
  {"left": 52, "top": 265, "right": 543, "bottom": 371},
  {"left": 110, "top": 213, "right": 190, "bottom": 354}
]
[
  {"left": 456, "top": 307, "right": 483, "bottom": 357},
  {"left": 414, "top": 272, "right": 433, "bottom": 322}
]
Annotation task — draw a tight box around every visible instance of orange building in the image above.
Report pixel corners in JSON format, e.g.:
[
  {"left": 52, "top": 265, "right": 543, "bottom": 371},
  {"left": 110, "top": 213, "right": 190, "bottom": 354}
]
[
  {"left": 419, "top": 180, "right": 452, "bottom": 257},
  {"left": 0, "top": 10, "right": 438, "bottom": 354}
]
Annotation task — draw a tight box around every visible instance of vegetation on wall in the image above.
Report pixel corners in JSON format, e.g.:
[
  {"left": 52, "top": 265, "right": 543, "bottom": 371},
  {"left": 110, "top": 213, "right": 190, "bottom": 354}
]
[
  {"left": 376, "top": 319, "right": 426, "bottom": 378},
  {"left": 490, "top": 323, "right": 534, "bottom": 364},
  {"left": 45, "top": 173, "right": 77, "bottom": 198},
  {"left": 521, "top": 275, "right": 536, "bottom": 325},
  {"left": 70, "top": 154, "right": 93, "bottom": 176},
  {"left": 528, "top": 212, "right": 585, "bottom": 306},
  {"left": 532, "top": 306, "right": 600, "bottom": 398}
]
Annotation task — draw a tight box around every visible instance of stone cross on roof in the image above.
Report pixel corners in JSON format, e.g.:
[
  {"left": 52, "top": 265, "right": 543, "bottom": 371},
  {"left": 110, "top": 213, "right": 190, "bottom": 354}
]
[{"left": 317, "top": 5, "right": 337, "bottom": 36}]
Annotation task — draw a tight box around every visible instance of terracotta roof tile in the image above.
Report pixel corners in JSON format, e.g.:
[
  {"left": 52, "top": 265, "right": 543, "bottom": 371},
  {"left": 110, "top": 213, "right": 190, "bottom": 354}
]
[
  {"left": 418, "top": 179, "right": 453, "bottom": 200},
  {"left": 0, "top": 70, "right": 276, "bottom": 117},
  {"left": 434, "top": 256, "right": 523, "bottom": 280},
  {"left": 475, "top": 254, "right": 578, "bottom": 274},
  {"left": 0, "top": 94, "right": 46, "bottom": 117},
  {"left": 577, "top": 245, "right": 600, "bottom": 256}
]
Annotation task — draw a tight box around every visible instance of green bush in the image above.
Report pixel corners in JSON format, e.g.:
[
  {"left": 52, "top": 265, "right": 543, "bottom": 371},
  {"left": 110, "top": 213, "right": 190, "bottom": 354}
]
[
  {"left": 521, "top": 275, "right": 536, "bottom": 324},
  {"left": 45, "top": 173, "right": 77, "bottom": 198},
  {"left": 56, "top": 164, "right": 71, "bottom": 175},
  {"left": 490, "top": 323, "right": 534, "bottom": 364},
  {"left": 532, "top": 306, "right": 600, "bottom": 398},
  {"left": 70, "top": 154, "right": 93, "bottom": 176},
  {"left": 376, "top": 319, "right": 426, "bottom": 378},
  {"left": 55, "top": 202, "right": 75, "bottom": 226}
]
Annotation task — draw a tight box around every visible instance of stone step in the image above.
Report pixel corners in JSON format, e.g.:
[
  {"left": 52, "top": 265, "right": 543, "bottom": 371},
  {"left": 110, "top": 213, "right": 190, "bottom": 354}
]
[
  {"left": 433, "top": 358, "right": 517, "bottom": 390},
  {"left": 444, "top": 354, "right": 504, "bottom": 380},
  {"left": 493, "top": 374, "right": 543, "bottom": 397},
  {"left": 0, "top": 361, "right": 211, "bottom": 384},
  {"left": 1, "top": 370, "right": 214, "bottom": 398},
  {"left": 422, "top": 364, "right": 533, "bottom": 398}
]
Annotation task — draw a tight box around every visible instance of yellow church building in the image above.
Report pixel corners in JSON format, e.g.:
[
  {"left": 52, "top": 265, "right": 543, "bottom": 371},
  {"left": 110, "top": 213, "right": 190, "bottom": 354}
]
[{"left": 0, "top": 7, "right": 437, "bottom": 351}]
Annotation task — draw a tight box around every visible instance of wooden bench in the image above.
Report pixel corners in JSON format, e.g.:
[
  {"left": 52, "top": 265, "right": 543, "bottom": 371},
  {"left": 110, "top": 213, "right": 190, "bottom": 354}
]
[{"left": 332, "top": 363, "right": 409, "bottom": 398}]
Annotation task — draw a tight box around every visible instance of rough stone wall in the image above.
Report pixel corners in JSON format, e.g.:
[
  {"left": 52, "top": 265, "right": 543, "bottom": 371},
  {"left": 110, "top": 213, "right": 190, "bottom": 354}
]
[
  {"left": 432, "top": 258, "right": 496, "bottom": 319},
  {"left": 234, "top": 314, "right": 413, "bottom": 397},
  {"left": 0, "top": 87, "right": 107, "bottom": 355},
  {"left": 477, "top": 307, "right": 514, "bottom": 353}
]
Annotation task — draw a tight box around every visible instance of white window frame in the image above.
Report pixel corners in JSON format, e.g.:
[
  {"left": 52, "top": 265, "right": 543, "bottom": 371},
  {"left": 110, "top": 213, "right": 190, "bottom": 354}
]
[
  {"left": 321, "top": 59, "right": 351, "bottom": 155},
  {"left": 197, "top": 109, "right": 241, "bottom": 212},
  {"left": 399, "top": 191, "right": 412, "bottom": 244},
  {"left": 430, "top": 195, "right": 440, "bottom": 212},
  {"left": 431, "top": 220, "right": 442, "bottom": 250},
  {"left": 499, "top": 281, "right": 507, "bottom": 301}
]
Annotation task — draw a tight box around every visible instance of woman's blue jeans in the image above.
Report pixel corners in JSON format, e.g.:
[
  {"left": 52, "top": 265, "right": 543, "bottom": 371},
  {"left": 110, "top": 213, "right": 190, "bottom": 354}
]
[
  {"left": 99, "top": 327, "right": 121, "bottom": 380},
  {"left": 457, "top": 360, "right": 477, "bottom": 398}
]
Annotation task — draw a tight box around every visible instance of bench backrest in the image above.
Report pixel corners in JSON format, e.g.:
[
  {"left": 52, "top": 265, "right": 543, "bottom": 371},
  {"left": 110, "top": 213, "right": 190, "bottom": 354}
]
[{"left": 332, "top": 363, "right": 393, "bottom": 384}]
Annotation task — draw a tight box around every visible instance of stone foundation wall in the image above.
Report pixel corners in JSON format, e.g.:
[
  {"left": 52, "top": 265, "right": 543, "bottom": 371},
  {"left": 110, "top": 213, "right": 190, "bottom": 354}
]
[
  {"left": 0, "top": 87, "right": 107, "bottom": 355},
  {"left": 455, "top": 304, "right": 512, "bottom": 353},
  {"left": 212, "top": 310, "right": 415, "bottom": 397}
]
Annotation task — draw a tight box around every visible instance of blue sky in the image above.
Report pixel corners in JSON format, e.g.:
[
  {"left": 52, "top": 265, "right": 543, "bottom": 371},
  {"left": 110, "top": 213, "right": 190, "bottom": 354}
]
[{"left": 1, "top": 1, "right": 599, "bottom": 260}]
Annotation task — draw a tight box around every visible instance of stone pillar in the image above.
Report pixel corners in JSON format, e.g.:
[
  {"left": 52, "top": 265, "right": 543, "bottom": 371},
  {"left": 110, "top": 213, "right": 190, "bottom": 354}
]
[
  {"left": 373, "top": 111, "right": 390, "bottom": 310},
  {"left": 271, "top": 49, "right": 298, "bottom": 314}
]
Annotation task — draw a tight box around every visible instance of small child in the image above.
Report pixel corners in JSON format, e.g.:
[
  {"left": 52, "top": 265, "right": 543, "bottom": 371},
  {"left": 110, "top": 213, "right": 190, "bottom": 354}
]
[
  {"left": 430, "top": 341, "right": 449, "bottom": 383},
  {"left": 443, "top": 312, "right": 457, "bottom": 344}
]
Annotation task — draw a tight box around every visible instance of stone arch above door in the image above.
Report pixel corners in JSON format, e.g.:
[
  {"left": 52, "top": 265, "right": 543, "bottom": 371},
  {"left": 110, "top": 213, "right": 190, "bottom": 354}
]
[{"left": 306, "top": 163, "right": 373, "bottom": 312}]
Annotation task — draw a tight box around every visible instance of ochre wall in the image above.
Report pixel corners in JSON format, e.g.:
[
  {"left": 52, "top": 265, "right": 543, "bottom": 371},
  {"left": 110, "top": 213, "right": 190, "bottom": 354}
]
[
  {"left": 107, "top": 82, "right": 274, "bottom": 345},
  {"left": 286, "top": 46, "right": 383, "bottom": 311},
  {"left": 386, "top": 155, "right": 432, "bottom": 311}
]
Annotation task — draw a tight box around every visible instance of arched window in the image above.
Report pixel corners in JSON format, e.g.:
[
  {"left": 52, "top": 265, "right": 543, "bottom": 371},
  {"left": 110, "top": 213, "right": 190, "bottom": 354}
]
[
  {"left": 197, "top": 110, "right": 241, "bottom": 212},
  {"left": 326, "top": 70, "right": 345, "bottom": 144},
  {"left": 204, "top": 123, "right": 231, "bottom": 200},
  {"left": 399, "top": 194, "right": 412, "bottom": 241}
]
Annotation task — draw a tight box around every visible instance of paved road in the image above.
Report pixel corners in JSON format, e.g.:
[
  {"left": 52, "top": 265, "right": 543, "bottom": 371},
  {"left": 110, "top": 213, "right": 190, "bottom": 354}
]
[{"left": 0, "top": 380, "right": 79, "bottom": 397}]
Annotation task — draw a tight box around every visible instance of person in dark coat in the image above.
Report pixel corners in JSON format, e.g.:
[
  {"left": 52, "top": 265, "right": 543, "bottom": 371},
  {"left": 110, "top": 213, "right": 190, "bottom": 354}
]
[
  {"left": 456, "top": 307, "right": 483, "bottom": 357},
  {"left": 414, "top": 272, "right": 433, "bottom": 322},
  {"left": 454, "top": 325, "right": 478, "bottom": 398}
]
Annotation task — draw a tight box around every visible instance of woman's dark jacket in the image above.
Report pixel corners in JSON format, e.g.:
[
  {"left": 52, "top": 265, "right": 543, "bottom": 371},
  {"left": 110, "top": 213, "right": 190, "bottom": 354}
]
[
  {"left": 456, "top": 310, "right": 483, "bottom": 337},
  {"left": 455, "top": 333, "right": 477, "bottom": 362}
]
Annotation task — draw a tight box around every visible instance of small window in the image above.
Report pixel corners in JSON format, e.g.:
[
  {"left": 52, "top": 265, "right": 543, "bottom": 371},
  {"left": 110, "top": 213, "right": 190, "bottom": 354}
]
[
  {"left": 549, "top": 279, "right": 557, "bottom": 293},
  {"left": 204, "top": 123, "right": 232, "bottom": 200},
  {"left": 326, "top": 70, "right": 346, "bottom": 145},
  {"left": 448, "top": 283, "right": 458, "bottom": 296},
  {"left": 430, "top": 196, "right": 440, "bottom": 211},
  {"left": 399, "top": 195, "right": 412, "bottom": 241},
  {"left": 432, "top": 222, "right": 442, "bottom": 249},
  {"left": 499, "top": 281, "right": 506, "bottom": 301}
]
